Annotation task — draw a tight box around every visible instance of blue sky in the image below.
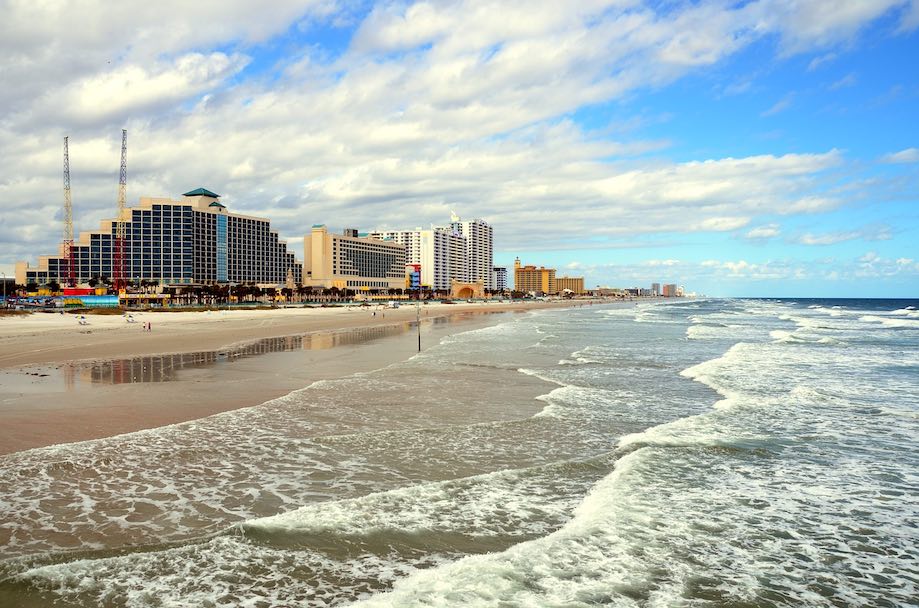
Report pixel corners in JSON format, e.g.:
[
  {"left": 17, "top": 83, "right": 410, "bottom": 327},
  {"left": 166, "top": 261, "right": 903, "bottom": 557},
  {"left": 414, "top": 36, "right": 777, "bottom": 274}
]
[{"left": 0, "top": 0, "right": 917, "bottom": 297}]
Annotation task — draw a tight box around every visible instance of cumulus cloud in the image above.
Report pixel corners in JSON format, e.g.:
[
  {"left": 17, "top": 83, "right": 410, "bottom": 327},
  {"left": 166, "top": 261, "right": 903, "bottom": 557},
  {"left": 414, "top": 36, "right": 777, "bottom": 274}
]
[
  {"left": 0, "top": 0, "right": 912, "bottom": 270},
  {"left": 856, "top": 250, "right": 919, "bottom": 277}
]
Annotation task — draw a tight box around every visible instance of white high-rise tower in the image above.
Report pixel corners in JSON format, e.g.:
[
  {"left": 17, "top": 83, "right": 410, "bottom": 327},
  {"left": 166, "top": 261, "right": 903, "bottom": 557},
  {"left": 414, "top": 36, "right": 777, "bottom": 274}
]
[{"left": 449, "top": 214, "right": 494, "bottom": 290}]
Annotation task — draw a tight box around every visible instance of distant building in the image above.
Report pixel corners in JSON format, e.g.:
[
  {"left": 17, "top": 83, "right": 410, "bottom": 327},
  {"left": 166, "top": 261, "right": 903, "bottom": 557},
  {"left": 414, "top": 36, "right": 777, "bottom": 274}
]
[
  {"left": 406, "top": 263, "right": 421, "bottom": 290},
  {"left": 514, "top": 258, "right": 556, "bottom": 295},
  {"left": 556, "top": 276, "right": 585, "bottom": 295},
  {"left": 492, "top": 266, "right": 508, "bottom": 291},
  {"left": 16, "top": 188, "right": 301, "bottom": 287},
  {"left": 651, "top": 282, "right": 660, "bottom": 296},
  {"left": 303, "top": 225, "right": 406, "bottom": 291},
  {"left": 662, "top": 283, "right": 678, "bottom": 297}
]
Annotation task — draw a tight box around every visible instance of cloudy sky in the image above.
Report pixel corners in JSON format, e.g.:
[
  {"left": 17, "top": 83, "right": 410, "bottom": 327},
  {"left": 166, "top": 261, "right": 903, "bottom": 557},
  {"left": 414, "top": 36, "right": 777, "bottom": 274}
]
[{"left": 1, "top": 0, "right": 917, "bottom": 296}]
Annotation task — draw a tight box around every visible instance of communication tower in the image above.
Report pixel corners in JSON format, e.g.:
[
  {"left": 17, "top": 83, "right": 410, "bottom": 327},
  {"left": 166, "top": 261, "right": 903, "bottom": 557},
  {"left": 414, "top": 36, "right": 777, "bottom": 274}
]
[
  {"left": 62, "top": 137, "right": 76, "bottom": 287},
  {"left": 114, "top": 129, "right": 127, "bottom": 291}
]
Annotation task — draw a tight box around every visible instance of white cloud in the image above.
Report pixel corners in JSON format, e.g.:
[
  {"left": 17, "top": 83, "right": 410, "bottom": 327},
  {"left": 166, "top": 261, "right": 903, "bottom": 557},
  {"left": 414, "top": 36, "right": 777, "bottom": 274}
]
[
  {"left": 0, "top": 0, "right": 911, "bottom": 268},
  {"left": 855, "top": 251, "right": 919, "bottom": 277},
  {"left": 829, "top": 73, "right": 857, "bottom": 90},
  {"left": 899, "top": 0, "right": 919, "bottom": 31},
  {"left": 745, "top": 223, "right": 781, "bottom": 239},
  {"left": 794, "top": 225, "right": 892, "bottom": 245},
  {"left": 807, "top": 52, "right": 837, "bottom": 71},
  {"left": 762, "top": 93, "right": 794, "bottom": 116},
  {"left": 881, "top": 147, "right": 919, "bottom": 163},
  {"left": 697, "top": 217, "right": 750, "bottom": 231}
]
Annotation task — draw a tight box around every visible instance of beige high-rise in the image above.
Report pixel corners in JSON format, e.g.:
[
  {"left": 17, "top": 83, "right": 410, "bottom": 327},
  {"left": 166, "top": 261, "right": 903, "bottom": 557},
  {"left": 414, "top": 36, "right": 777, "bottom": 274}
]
[{"left": 513, "top": 258, "right": 556, "bottom": 294}]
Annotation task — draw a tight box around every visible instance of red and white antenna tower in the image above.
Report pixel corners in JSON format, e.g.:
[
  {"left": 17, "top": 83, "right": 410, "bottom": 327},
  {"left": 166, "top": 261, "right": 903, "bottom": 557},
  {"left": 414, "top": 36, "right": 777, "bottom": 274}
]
[
  {"left": 62, "top": 136, "right": 76, "bottom": 287},
  {"left": 114, "top": 129, "right": 127, "bottom": 291}
]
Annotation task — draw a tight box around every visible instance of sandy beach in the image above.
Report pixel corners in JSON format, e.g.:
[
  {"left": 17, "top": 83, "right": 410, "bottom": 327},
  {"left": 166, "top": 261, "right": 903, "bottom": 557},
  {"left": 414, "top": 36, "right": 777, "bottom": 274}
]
[{"left": 0, "top": 300, "right": 603, "bottom": 454}]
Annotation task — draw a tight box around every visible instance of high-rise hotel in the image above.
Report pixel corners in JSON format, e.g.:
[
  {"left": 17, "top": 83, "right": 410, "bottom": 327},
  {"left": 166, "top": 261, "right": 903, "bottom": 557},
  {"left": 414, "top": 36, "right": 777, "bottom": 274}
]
[
  {"left": 369, "top": 213, "right": 495, "bottom": 291},
  {"left": 449, "top": 213, "right": 495, "bottom": 290},
  {"left": 366, "top": 227, "right": 466, "bottom": 291},
  {"left": 16, "top": 189, "right": 302, "bottom": 287}
]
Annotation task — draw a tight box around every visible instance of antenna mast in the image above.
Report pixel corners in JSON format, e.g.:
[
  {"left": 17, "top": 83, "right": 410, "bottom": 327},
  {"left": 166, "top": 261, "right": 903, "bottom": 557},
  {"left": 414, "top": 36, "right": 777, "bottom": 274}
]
[
  {"left": 63, "top": 137, "right": 76, "bottom": 287},
  {"left": 114, "top": 129, "right": 127, "bottom": 291}
]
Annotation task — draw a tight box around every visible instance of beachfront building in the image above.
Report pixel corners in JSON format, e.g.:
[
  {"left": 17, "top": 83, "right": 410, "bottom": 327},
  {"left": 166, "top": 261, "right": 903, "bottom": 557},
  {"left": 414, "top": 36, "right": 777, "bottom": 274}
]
[
  {"left": 651, "top": 282, "right": 661, "bottom": 297},
  {"left": 513, "top": 258, "right": 557, "bottom": 295},
  {"left": 556, "top": 276, "right": 585, "bottom": 295},
  {"left": 367, "top": 227, "right": 467, "bottom": 291},
  {"left": 493, "top": 267, "right": 508, "bottom": 292},
  {"left": 662, "top": 283, "right": 679, "bottom": 297},
  {"left": 450, "top": 213, "right": 495, "bottom": 290},
  {"left": 303, "top": 225, "right": 406, "bottom": 291},
  {"left": 16, "top": 188, "right": 301, "bottom": 287}
]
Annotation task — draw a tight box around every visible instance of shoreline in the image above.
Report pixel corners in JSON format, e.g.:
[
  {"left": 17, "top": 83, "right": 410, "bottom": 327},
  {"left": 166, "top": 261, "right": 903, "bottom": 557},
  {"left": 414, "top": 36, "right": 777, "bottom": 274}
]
[
  {"left": 0, "top": 300, "right": 589, "bottom": 369},
  {"left": 0, "top": 300, "right": 618, "bottom": 455}
]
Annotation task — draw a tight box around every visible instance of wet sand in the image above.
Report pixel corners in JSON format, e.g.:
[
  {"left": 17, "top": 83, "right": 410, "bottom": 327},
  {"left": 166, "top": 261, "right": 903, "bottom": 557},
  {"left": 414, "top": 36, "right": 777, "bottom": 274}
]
[{"left": 0, "top": 300, "right": 603, "bottom": 454}]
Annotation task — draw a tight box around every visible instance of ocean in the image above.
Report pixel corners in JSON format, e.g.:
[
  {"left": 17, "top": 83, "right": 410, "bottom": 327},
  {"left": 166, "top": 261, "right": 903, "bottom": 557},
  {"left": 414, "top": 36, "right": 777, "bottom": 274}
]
[{"left": 0, "top": 298, "right": 917, "bottom": 607}]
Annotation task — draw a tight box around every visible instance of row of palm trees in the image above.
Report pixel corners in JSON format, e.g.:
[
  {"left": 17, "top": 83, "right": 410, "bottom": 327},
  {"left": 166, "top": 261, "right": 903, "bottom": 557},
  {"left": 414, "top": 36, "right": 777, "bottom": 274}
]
[{"left": 7, "top": 276, "right": 520, "bottom": 307}]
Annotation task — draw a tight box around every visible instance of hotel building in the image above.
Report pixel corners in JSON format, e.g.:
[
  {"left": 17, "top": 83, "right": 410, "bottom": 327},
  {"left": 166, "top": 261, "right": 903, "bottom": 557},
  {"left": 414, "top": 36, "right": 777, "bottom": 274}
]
[
  {"left": 16, "top": 188, "right": 301, "bottom": 287},
  {"left": 368, "top": 227, "right": 467, "bottom": 291},
  {"left": 556, "top": 276, "right": 586, "bottom": 295},
  {"left": 450, "top": 214, "right": 494, "bottom": 290},
  {"left": 303, "top": 225, "right": 406, "bottom": 291},
  {"left": 492, "top": 267, "right": 508, "bottom": 292},
  {"left": 513, "top": 258, "right": 556, "bottom": 295}
]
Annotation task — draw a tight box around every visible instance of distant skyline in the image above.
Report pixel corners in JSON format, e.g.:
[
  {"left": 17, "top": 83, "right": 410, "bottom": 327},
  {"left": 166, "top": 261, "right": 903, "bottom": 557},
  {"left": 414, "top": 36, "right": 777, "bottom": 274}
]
[{"left": 0, "top": 1, "right": 917, "bottom": 297}]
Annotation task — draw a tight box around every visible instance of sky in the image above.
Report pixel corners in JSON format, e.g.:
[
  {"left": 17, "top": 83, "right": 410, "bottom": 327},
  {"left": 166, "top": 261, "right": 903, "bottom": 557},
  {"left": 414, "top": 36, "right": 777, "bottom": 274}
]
[{"left": 0, "top": 0, "right": 917, "bottom": 297}]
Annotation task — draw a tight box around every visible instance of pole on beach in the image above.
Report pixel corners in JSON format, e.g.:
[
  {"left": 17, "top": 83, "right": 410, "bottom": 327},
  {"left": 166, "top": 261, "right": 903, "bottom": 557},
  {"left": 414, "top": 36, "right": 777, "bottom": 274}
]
[{"left": 416, "top": 300, "right": 421, "bottom": 352}]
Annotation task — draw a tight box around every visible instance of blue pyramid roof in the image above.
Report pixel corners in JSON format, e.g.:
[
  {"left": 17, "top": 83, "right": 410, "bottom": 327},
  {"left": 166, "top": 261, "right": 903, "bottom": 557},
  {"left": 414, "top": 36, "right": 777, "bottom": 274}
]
[{"left": 183, "top": 187, "right": 220, "bottom": 198}]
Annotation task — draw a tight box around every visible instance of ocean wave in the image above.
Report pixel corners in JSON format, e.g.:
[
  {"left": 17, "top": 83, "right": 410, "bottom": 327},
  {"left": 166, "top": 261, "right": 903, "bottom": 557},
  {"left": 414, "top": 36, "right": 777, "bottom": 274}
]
[{"left": 859, "top": 315, "right": 919, "bottom": 329}]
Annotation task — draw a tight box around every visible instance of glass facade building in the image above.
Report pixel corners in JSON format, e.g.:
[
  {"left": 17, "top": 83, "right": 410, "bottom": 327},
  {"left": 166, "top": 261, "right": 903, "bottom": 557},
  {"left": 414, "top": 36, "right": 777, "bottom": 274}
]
[{"left": 17, "top": 189, "right": 301, "bottom": 287}]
